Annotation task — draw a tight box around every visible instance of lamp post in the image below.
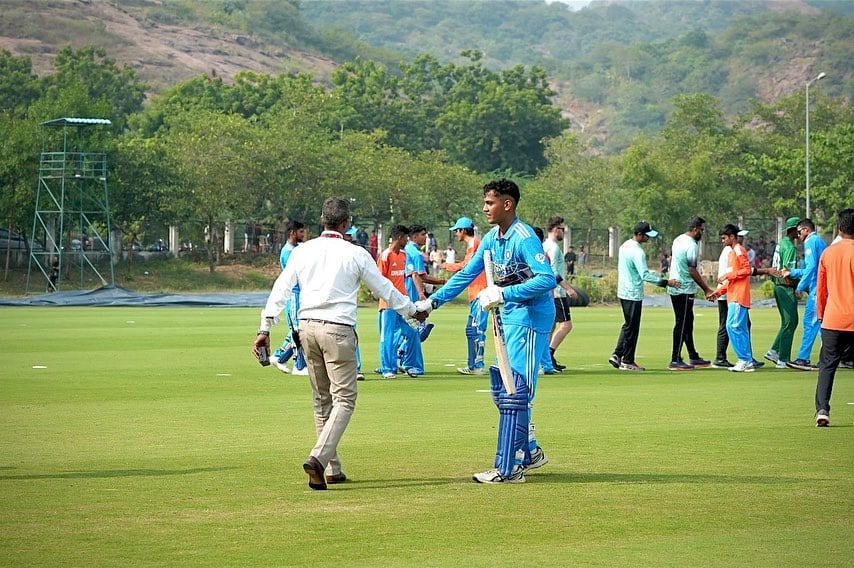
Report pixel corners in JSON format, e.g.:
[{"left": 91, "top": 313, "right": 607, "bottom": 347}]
[{"left": 805, "top": 71, "right": 826, "bottom": 219}]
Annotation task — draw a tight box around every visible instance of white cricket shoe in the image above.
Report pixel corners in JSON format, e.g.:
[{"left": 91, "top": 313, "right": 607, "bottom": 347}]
[
  {"left": 274, "top": 360, "right": 291, "bottom": 374},
  {"left": 523, "top": 446, "right": 549, "bottom": 471},
  {"left": 457, "top": 367, "right": 485, "bottom": 375},
  {"left": 472, "top": 466, "right": 525, "bottom": 484},
  {"left": 764, "top": 349, "right": 779, "bottom": 364},
  {"left": 729, "top": 360, "right": 755, "bottom": 373},
  {"left": 292, "top": 366, "right": 309, "bottom": 376}
]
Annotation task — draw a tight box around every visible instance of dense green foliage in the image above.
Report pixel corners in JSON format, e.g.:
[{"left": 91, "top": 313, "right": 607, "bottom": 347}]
[
  {"left": 1, "top": 1, "right": 851, "bottom": 277},
  {"left": 302, "top": 0, "right": 853, "bottom": 152}
]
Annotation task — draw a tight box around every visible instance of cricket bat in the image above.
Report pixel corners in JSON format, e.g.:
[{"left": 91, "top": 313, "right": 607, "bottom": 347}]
[{"left": 483, "top": 250, "right": 515, "bottom": 395}]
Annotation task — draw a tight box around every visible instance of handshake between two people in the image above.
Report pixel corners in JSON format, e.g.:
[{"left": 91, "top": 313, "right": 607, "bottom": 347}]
[{"left": 411, "top": 285, "right": 505, "bottom": 324}]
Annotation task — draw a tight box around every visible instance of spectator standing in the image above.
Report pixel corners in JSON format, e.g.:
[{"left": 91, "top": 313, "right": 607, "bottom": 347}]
[
  {"left": 368, "top": 229, "right": 378, "bottom": 260},
  {"left": 610, "top": 221, "right": 678, "bottom": 371},
  {"left": 429, "top": 247, "right": 444, "bottom": 275},
  {"left": 564, "top": 246, "right": 577, "bottom": 279},
  {"left": 253, "top": 197, "right": 424, "bottom": 490},
  {"left": 445, "top": 243, "right": 456, "bottom": 264},
  {"left": 667, "top": 216, "right": 715, "bottom": 370},
  {"left": 784, "top": 219, "right": 828, "bottom": 371},
  {"left": 813, "top": 208, "right": 854, "bottom": 426}
]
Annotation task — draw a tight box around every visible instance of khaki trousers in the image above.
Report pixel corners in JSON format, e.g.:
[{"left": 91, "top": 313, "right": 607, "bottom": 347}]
[{"left": 299, "top": 320, "right": 359, "bottom": 476}]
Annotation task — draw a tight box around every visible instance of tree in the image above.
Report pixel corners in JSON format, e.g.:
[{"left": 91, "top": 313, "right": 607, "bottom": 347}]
[
  {"left": 111, "top": 134, "right": 177, "bottom": 262},
  {"left": 160, "top": 110, "right": 262, "bottom": 271},
  {"left": 739, "top": 92, "right": 853, "bottom": 230},
  {"left": 332, "top": 51, "right": 568, "bottom": 174},
  {"left": 533, "top": 133, "right": 622, "bottom": 253},
  {"left": 41, "top": 47, "right": 147, "bottom": 131},
  {"left": 0, "top": 50, "right": 40, "bottom": 118}
]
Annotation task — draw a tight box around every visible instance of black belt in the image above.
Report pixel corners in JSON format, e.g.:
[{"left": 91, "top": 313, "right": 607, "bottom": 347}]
[{"left": 303, "top": 319, "right": 352, "bottom": 327}]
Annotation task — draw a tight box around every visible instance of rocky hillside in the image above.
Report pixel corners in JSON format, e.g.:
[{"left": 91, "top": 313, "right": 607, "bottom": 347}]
[{"left": 0, "top": 0, "right": 336, "bottom": 92}]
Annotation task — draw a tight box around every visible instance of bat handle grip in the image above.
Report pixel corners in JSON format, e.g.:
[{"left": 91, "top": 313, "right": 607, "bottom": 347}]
[{"left": 484, "top": 250, "right": 495, "bottom": 287}]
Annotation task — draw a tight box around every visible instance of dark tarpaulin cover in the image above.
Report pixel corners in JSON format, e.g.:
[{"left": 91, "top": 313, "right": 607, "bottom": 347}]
[{"left": 0, "top": 285, "right": 268, "bottom": 307}]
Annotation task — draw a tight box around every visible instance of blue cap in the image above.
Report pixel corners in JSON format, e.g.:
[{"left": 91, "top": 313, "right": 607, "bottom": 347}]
[
  {"left": 345, "top": 226, "right": 358, "bottom": 237},
  {"left": 449, "top": 216, "right": 474, "bottom": 231}
]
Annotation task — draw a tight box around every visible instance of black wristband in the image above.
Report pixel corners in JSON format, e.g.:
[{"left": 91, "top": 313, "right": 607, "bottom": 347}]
[{"left": 257, "top": 330, "right": 270, "bottom": 336}]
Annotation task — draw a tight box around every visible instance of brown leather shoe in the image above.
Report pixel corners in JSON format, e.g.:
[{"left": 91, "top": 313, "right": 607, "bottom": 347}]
[
  {"left": 325, "top": 472, "right": 347, "bottom": 484},
  {"left": 303, "top": 456, "right": 327, "bottom": 490}
]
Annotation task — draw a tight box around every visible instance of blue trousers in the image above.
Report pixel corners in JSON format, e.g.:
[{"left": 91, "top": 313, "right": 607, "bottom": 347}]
[
  {"left": 502, "top": 324, "right": 549, "bottom": 454},
  {"left": 378, "top": 309, "right": 422, "bottom": 374},
  {"left": 465, "top": 299, "right": 488, "bottom": 370},
  {"left": 796, "top": 290, "right": 821, "bottom": 362},
  {"left": 726, "top": 302, "right": 752, "bottom": 363}
]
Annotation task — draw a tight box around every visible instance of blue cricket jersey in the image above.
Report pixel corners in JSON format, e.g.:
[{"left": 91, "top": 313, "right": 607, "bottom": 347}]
[
  {"left": 404, "top": 241, "right": 426, "bottom": 302},
  {"left": 430, "top": 217, "right": 556, "bottom": 333}
]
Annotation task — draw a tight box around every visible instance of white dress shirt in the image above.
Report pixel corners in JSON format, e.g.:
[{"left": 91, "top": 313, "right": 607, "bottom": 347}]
[{"left": 260, "top": 231, "right": 415, "bottom": 331}]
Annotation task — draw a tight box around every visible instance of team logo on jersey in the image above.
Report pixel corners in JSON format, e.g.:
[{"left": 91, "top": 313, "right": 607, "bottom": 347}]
[{"left": 535, "top": 253, "right": 546, "bottom": 264}]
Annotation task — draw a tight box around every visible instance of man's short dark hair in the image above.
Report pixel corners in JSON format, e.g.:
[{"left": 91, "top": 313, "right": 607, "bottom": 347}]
[
  {"left": 798, "top": 218, "right": 816, "bottom": 232},
  {"left": 687, "top": 216, "right": 706, "bottom": 231},
  {"left": 320, "top": 197, "right": 349, "bottom": 229},
  {"left": 458, "top": 227, "right": 475, "bottom": 237},
  {"left": 546, "top": 216, "right": 565, "bottom": 232},
  {"left": 837, "top": 208, "right": 854, "bottom": 235},
  {"left": 390, "top": 224, "right": 409, "bottom": 240},
  {"left": 483, "top": 178, "right": 521, "bottom": 204},
  {"left": 719, "top": 224, "right": 739, "bottom": 236},
  {"left": 285, "top": 220, "right": 305, "bottom": 234},
  {"left": 409, "top": 224, "right": 427, "bottom": 235}
]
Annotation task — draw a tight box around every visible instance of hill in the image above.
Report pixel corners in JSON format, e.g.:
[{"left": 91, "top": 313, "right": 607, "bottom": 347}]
[
  {"left": 0, "top": 0, "right": 337, "bottom": 92},
  {"left": 1, "top": 0, "right": 850, "bottom": 152}
]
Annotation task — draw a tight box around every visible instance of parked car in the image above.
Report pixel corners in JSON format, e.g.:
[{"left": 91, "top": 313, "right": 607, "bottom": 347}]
[{"left": 0, "top": 228, "right": 44, "bottom": 252}]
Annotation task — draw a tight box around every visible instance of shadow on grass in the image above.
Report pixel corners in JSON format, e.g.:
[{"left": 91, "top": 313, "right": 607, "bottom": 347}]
[
  {"left": 329, "top": 471, "right": 816, "bottom": 490},
  {"left": 0, "top": 466, "right": 237, "bottom": 481},
  {"left": 530, "top": 471, "right": 814, "bottom": 484}
]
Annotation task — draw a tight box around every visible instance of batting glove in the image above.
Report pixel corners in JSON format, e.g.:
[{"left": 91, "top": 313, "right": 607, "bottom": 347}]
[
  {"left": 477, "top": 285, "right": 504, "bottom": 311},
  {"left": 413, "top": 299, "right": 434, "bottom": 314}
]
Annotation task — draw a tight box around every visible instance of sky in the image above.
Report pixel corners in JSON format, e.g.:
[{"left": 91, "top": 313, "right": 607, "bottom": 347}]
[{"left": 547, "top": 0, "right": 594, "bottom": 9}]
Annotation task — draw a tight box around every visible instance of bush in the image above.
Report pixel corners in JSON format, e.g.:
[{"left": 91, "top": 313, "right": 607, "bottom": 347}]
[{"left": 573, "top": 272, "right": 618, "bottom": 304}]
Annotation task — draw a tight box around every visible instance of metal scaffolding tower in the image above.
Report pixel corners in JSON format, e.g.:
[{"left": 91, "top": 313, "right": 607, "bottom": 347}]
[{"left": 26, "top": 117, "right": 115, "bottom": 294}]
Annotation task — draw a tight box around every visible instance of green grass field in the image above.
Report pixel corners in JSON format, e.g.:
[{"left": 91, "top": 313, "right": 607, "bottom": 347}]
[{"left": 1, "top": 305, "right": 851, "bottom": 567}]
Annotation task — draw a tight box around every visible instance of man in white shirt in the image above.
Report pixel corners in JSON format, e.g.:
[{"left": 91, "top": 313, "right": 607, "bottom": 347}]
[{"left": 253, "top": 197, "right": 425, "bottom": 490}]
